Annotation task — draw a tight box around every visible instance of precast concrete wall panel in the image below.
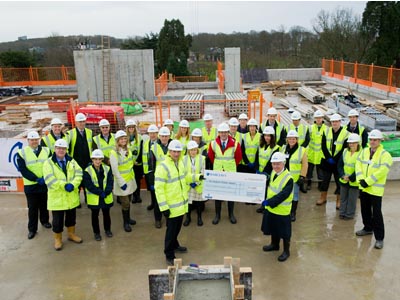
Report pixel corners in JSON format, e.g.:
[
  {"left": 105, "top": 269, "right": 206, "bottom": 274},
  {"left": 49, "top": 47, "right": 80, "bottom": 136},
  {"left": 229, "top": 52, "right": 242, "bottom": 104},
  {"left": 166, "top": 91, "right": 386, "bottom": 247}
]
[
  {"left": 266, "top": 68, "right": 322, "bottom": 81},
  {"left": 224, "top": 48, "right": 241, "bottom": 93}
]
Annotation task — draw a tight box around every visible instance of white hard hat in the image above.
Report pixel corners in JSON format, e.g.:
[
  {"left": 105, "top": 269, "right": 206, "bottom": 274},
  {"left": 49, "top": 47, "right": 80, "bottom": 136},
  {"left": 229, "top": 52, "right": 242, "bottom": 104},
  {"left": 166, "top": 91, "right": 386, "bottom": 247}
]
[
  {"left": 238, "top": 113, "right": 248, "bottom": 120},
  {"left": 291, "top": 111, "right": 301, "bottom": 120},
  {"left": 347, "top": 133, "right": 361, "bottom": 143},
  {"left": 179, "top": 120, "right": 190, "bottom": 128},
  {"left": 313, "top": 110, "right": 324, "bottom": 118},
  {"left": 247, "top": 118, "right": 258, "bottom": 126},
  {"left": 271, "top": 152, "right": 286, "bottom": 163},
  {"left": 287, "top": 130, "right": 299, "bottom": 138},
  {"left": 267, "top": 107, "right": 278, "bottom": 115},
  {"left": 158, "top": 126, "right": 171, "bottom": 136},
  {"left": 163, "top": 119, "right": 174, "bottom": 126},
  {"left": 115, "top": 130, "right": 127, "bottom": 140},
  {"left": 50, "top": 118, "right": 63, "bottom": 126},
  {"left": 369, "top": 129, "right": 383, "bottom": 139},
  {"left": 229, "top": 117, "right": 239, "bottom": 126},
  {"left": 187, "top": 141, "right": 199, "bottom": 150},
  {"left": 330, "top": 113, "right": 342, "bottom": 122},
  {"left": 75, "top": 113, "right": 87, "bottom": 122},
  {"left": 27, "top": 131, "right": 40, "bottom": 139},
  {"left": 99, "top": 119, "right": 110, "bottom": 127},
  {"left": 191, "top": 128, "right": 202, "bottom": 137},
  {"left": 168, "top": 140, "right": 183, "bottom": 151},
  {"left": 217, "top": 123, "right": 230, "bottom": 132},
  {"left": 348, "top": 109, "right": 359, "bottom": 117},
  {"left": 263, "top": 126, "right": 275, "bottom": 135},
  {"left": 54, "top": 139, "right": 68, "bottom": 148},
  {"left": 147, "top": 124, "right": 159, "bottom": 133},
  {"left": 203, "top": 114, "right": 213, "bottom": 121},
  {"left": 91, "top": 149, "right": 104, "bottom": 159},
  {"left": 125, "top": 119, "right": 137, "bottom": 127}
]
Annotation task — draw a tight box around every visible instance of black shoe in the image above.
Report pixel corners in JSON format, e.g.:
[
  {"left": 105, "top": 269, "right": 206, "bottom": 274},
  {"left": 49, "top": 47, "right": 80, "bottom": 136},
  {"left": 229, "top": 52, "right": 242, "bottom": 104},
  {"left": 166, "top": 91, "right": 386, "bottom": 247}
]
[
  {"left": 124, "top": 223, "right": 132, "bottom": 232},
  {"left": 212, "top": 215, "right": 220, "bottom": 225},
  {"left": 175, "top": 246, "right": 187, "bottom": 253},
  {"left": 256, "top": 206, "right": 264, "bottom": 213},
  {"left": 183, "top": 216, "right": 191, "bottom": 227},
  {"left": 155, "top": 220, "right": 162, "bottom": 228},
  {"left": 137, "top": 197, "right": 142, "bottom": 203},
  {"left": 117, "top": 198, "right": 121, "bottom": 204},
  {"left": 166, "top": 258, "right": 174, "bottom": 266},
  {"left": 197, "top": 217, "right": 203, "bottom": 227},
  {"left": 229, "top": 214, "right": 237, "bottom": 224},
  {"left": 374, "top": 240, "right": 384, "bottom": 249},
  {"left": 291, "top": 213, "right": 296, "bottom": 222},
  {"left": 94, "top": 233, "right": 102, "bottom": 241},
  {"left": 28, "top": 231, "right": 36, "bottom": 239},
  {"left": 339, "top": 215, "right": 345, "bottom": 219},
  {"left": 307, "top": 185, "right": 311, "bottom": 191},
  {"left": 42, "top": 222, "right": 52, "bottom": 229},
  {"left": 342, "top": 216, "right": 354, "bottom": 220},
  {"left": 278, "top": 251, "right": 290, "bottom": 262},
  {"left": 129, "top": 219, "right": 137, "bottom": 226},
  {"left": 131, "top": 197, "right": 137, "bottom": 204},
  {"left": 355, "top": 229, "right": 373, "bottom": 236},
  {"left": 147, "top": 204, "right": 154, "bottom": 211},
  {"left": 263, "top": 244, "right": 279, "bottom": 252},
  {"left": 105, "top": 230, "right": 113, "bottom": 238}
]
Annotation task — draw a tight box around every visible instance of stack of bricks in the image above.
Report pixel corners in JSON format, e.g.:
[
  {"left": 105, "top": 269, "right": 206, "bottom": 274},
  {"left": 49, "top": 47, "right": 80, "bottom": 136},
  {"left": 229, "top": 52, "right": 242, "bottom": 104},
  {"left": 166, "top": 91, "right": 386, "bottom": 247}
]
[
  {"left": 179, "top": 93, "right": 204, "bottom": 120},
  {"left": 225, "top": 92, "right": 248, "bottom": 117}
]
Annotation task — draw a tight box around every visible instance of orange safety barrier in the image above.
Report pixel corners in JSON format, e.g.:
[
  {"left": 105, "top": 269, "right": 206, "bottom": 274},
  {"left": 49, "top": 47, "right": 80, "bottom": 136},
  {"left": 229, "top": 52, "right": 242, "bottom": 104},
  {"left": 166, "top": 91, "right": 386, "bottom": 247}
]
[
  {"left": 322, "top": 58, "right": 400, "bottom": 93},
  {"left": 173, "top": 75, "right": 208, "bottom": 82},
  {"left": 217, "top": 60, "right": 224, "bottom": 94},
  {"left": 0, "top": 66, "right": 76, "bottom": 86},
  {"left": 154, "top": 71, "right": 168, "bottom": 96}
]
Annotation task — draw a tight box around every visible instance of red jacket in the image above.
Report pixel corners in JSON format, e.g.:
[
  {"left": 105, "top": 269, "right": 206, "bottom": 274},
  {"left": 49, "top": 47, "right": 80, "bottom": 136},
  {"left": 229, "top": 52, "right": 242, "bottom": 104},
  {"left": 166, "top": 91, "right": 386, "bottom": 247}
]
[{"left": 208, "top": 136, "right": 242, "bottom": 166}]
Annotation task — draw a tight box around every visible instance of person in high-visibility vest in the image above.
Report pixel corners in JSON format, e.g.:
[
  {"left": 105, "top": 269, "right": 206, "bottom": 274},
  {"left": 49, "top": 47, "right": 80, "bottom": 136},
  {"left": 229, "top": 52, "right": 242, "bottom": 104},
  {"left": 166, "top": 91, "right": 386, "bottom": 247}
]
[
  {"left": 42, "top": 139, "right": 83, "bottom": 251},
  {"left": 281, "top": 130, "right": 308, "bottom": 222},
  {"left": 261, "top": 152, "right": 294, "bottom": 262},
  {"left": 317, "top": 113, "right": 349, "bottom": 208},
  {"left": 337, "top": 133, "right": 361, "bottom": 220},
  {"left": 126, "top": 119, "right": 143, "bottom": 204},
  {"left": 190, "top": 128, "right": 208, "bottom": 156},
  {"left": 155, "top": 140, "right": 195, "bottom": 266},
  {"left": 17, "top": 131, "right": 52, "bottom": 239},
  {"left": 240, "top": 118, "right": 260, "bottom": 174},
  {"left": 176, "top": 119, "right": 191, "bottom": 155},
  {"left": 201, "top": 113, "right": 217, "bottom": 145},
  {"left": 346, "top": 109, "right": 368, "bottom": 148},
  {"left": 228, "top": 117, "right": 243, "bottom": 143},
  {"left": 208, "top": 122, "right": 242, "bottom": 225},
  {"left": 355, "top": 129, "right": 393, "bottom": 249},
  {"left": 256, "top": 126, "right": 280, "bottom": 213},
  {"left": 41, "top": 118, "right": 68, "bottom": 153},
  {"left": 286, "top": 111, "right": 310, "bottom": 148},
  {"left": 92, "top": 119, "right": 115, "bottom": 165},
  {"left": 183, "top": 141, "right": 206, "bottom": 227},
  {"left": 237, "top": 113, "right": 249, "bottom": 134},
  {"left": 306, "top": 110, "right": 327, "bottom": 191},
  {"left": 83, "top": 149, "right": 114, "bottom": 241},
  {"left": 259, "top": 107, "right": 287, "bottom": 146},
  {"left": 163, "top": 119, "right": 175, "bottom": 139},
  {"left": 109, "top": 130, "right": 137, "bottom": 233}
]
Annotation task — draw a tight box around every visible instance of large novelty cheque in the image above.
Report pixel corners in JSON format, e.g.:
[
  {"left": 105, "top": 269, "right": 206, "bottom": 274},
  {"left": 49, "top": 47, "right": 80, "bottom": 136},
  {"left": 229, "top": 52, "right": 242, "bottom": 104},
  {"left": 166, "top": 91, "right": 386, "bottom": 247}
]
[{"left": 202, "top": 170, "right": 266, "bottom": 204}]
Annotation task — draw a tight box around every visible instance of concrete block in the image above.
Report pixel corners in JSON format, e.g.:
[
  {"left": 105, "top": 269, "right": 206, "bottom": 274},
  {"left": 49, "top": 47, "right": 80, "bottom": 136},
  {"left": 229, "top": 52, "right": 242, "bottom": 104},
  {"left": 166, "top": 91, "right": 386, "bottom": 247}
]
[
  {"left": 266, "top": 68, "right": 322, "bottom": 81},
  {"left": 225, "top": 48, "right": 241, "bottom": 93}
]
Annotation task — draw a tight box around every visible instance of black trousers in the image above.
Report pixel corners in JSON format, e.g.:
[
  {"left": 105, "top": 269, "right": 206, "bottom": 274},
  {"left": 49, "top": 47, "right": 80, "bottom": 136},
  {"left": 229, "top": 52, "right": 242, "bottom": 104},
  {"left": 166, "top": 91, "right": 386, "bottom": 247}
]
[
  {"left": 359, "top": 192, "right": 385, "bottom": 240},
  {"left": 133, "top": 165, "right": 143, "bottom": 198},
  {"left": 91, "top": 208, "right": 111, "bottom": 234},
  {"left": 150, "top": 191, "right": 162, "bottom": 221},
  {"left": 319, "top": 165, "right": 341, "bottom": 194},
  {"left": 307, "top": 163, "right": 323, "bottom": 184},
  {"left": 26, "top": 192, "right": 49, "bottom": 232},
  {"left": 52, "top": 209, "right": 76, "bottom": 233},
  {"left": 164, "top": 215, "right": 184, "bottom": 260}
]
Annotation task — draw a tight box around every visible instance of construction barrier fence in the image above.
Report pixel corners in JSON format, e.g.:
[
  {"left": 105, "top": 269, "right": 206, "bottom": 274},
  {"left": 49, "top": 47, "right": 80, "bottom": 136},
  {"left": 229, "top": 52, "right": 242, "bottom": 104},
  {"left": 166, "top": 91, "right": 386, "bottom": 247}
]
[{"left": 322, "top": 58, "right": 400, "bottom": 93}]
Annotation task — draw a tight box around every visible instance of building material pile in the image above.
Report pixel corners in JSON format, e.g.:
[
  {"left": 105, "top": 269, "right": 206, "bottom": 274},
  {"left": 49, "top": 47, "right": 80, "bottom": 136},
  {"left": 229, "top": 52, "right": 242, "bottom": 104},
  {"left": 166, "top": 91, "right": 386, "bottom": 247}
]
[
  {"left": 373, "top": 99, "right": 398, "bottom": 112},
  {"left": 179, "top": 93, "right": 204, "bottom": 120},
  {"left": 298, "top": 86, "right": 326, "bottom": 104},
  {"left": 225, "top": 92, "right": 247, "bottom": 117},
  {"left": 4, "top": 105, "right": 32, "bottom": 124}
]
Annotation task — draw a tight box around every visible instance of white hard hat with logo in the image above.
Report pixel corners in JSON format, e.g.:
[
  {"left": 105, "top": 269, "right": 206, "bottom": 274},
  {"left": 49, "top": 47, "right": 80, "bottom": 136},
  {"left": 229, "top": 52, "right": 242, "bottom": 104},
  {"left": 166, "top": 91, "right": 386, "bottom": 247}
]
[
  {"left": 369, "top": 129, "right": 383, "bottom": 139},
  {"left": 75, "top": 113, "right": 87, "bottom": 122},
  {"left": 168, "top": 140, "right": 183, "bottom": 151},
  {"left": 115, "top": 130, "right": 127, "bottom": 140},
  {"left": 347, "top": 133, "right": 361, "bottom": 143},
  {"left": 99, "top": 119, "right": 110, "bottom": 127},
  {"left": 287, "top": 130, "right": 299, "bottom": 138},
  {"left": 348, "top": 109, "right": 359, "bottom": 117},
  {"left": 330, "top": 113, "right": 342, "bottom": 122},
  {"left": 313, "top": 110, "right": 324, "bottom": 118},
  {"left": 247, "top": 118, "right": 258, "bottom": 126},
  {"left": 291, "top": 111, "right": 301, "bottom": 120},
  {"left": 267, "top": 107, "right": 278, "bottom": 115},
  {"left": 27, "top": 131, "right": 40, "bottom": 139},
  {"left": 91, "top": 149, "right": 104, "bottom": 159},
  {"left": 50, "top": 118, "right": 63, "bottom": 126},
  {"left": 263, "top": 126, "right": 275, "bottom": 135},
  {"left": 191, "top": 128, "right": 202, "bottom": 137},
  {"left": 271, "top": 152, "right": 286, "bottom": 163},
  {"left": 187, "top": 141, "right": 199, "bottom": 150},
  {"left": 163, "top": 119, "right": 174, "bottom": 126},
  {"left": 238, "top": 113, "right": 248, "bottom": 120},
  {"left": 229, "top": 117, "right": 239, "bottom": 126},
  {"left": 203, "top": 114, "right": 213, "bottom": 121},
  {"left": 158, "top": 126, "right": 171, "bottom": 136},
  {"left": 147, "top": 124, "right": 159, "bottom": 133},
  {"left": 179, "top": 120, "right": 190, "bottom": 128},
  {"left": 217, "top": 123, "right": 230, "bottom": 132},
  {"left": 125, "top": 119, "right": 137, "bottom": 127},
  {"left": 54, "top": 139, "right": 68, "bottom": 148}
]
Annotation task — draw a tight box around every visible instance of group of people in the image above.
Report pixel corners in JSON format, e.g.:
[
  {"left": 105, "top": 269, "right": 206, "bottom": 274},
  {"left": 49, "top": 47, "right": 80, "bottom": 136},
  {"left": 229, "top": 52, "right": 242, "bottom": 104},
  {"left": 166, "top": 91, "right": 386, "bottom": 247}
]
[{"left": 17, "top": 107, "right": 393, "bottom": 264}]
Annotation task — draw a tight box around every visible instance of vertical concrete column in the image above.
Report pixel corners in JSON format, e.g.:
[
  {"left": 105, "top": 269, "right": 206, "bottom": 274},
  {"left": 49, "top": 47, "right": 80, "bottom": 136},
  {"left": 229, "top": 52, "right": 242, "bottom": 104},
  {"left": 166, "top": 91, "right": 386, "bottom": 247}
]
[{"left": 224, "top": 47, "right": 241, "bottom": 93}]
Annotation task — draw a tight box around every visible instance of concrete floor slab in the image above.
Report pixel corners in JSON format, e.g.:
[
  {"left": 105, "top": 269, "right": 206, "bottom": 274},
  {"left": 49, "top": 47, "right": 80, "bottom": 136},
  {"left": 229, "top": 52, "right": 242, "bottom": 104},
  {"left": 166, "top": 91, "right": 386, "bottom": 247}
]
[{"left": 1, "top": 181, "right": 400, "bottom": 300}]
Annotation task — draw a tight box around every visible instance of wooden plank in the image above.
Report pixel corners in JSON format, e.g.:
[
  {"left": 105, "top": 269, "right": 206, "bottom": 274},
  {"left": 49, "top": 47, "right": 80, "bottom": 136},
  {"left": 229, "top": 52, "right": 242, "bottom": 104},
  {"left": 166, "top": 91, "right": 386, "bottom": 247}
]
[{"left": 224, "top": 256, "right": 232, "bottom": 268}]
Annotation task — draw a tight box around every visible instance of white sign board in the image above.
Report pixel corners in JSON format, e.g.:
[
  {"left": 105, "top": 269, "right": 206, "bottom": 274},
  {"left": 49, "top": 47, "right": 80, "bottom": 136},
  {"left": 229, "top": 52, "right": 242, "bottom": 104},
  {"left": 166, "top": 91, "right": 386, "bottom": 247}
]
[
  {"left": 0, "top": 138, "right": 27, "bottom": 177},
  {"left": 202, "top": 170, "right": 266, "bottom": 204}
]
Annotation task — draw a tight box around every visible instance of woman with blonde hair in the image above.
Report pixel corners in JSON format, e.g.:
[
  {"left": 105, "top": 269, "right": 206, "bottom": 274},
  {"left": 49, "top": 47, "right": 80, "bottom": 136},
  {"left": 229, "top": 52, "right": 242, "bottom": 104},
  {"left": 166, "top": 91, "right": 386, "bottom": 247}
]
[{"left": 176, "top": 120, "right": 191, "bottom": 155}]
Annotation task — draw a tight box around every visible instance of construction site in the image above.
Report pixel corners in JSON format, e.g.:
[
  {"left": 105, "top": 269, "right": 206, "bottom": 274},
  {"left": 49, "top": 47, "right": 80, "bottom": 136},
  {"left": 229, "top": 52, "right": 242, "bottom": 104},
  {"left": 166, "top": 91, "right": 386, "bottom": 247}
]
[{"left": 1, "top": 40, "right": 400, "bottom": 300}]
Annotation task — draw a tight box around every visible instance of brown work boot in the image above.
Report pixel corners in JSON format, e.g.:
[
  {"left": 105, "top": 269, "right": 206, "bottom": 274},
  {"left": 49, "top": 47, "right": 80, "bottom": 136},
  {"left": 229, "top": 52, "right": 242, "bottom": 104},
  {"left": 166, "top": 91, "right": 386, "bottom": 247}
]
[
  {"left": 67, "top": 226, "right": 83, "bottom": 243},
  {"left": 336, "top": 195, "right": 340, "bottom": 210},
  {"left": 316, "top": 192, "right": 328, "bottom": 205},
  {"left": 54, "top": 233, "right": 63, "bottom": 251}
]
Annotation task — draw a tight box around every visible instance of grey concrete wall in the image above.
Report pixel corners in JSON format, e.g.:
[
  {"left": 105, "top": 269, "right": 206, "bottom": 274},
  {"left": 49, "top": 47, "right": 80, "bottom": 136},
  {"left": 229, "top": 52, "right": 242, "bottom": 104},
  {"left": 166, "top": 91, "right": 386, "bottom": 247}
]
[
  {"left": 224, "top": 48, "right": 241, "bottom": 92},
  {"left": 266, "top": 68, "right": 322, "bottom": 81},
  {"left": 73, "top": 49, "right": 155, "bottom": 102}
]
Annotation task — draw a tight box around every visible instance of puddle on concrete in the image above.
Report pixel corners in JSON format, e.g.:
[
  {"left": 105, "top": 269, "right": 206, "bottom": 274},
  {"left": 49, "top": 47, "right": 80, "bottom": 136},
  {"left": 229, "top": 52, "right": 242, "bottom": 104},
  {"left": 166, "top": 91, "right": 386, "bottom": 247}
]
[{"left": 176, "top": 279, "right": 231, "bottom": 300}]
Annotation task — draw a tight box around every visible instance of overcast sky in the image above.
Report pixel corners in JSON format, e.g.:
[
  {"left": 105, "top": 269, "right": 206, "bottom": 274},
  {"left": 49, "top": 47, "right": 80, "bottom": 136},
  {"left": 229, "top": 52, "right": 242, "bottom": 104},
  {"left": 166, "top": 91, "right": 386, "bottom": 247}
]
[{"left": 0, "top": 1, "right": 367, "bottom": 43}]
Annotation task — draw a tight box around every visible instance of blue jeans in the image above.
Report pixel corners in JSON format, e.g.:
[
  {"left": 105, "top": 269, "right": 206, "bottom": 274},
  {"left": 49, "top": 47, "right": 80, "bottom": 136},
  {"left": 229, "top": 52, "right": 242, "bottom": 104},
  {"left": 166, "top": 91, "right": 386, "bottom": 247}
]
[{"left": 293, "top": 183, "right": 299, "bottom": 202}]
